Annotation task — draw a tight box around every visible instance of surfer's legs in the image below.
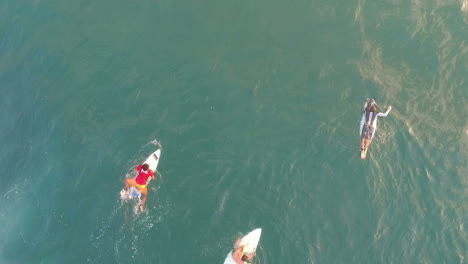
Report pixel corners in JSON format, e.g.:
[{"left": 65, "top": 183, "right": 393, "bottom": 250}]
[
  {"left": 140, "top": 194, "right": 147, "bottom": 212},
  {"left": 360, "top": 138, "right": 366, "bottom": 151},
  {"left": 124, "top": 178, "right": 149, "bottom": 211},
  {"left": 125, "top": 178, "right": 147, "bottom": 193},
  {"left": 138, "top": 187, "right": 148, "bottom": 211},
  {"left": 361, "top": 138, "right": 372, "bottom": 151},
  {"left": 364, "top": 139, "right": 371, "bottom": 149},
  {"left": 360, "top": 124, "right": 374, "bottom": 150},
  {"left": 362, "top": 124, "right": 373, "bottom": 138},
  {"left": 124, "top": 178, "right": 132, "bottom": 194}
]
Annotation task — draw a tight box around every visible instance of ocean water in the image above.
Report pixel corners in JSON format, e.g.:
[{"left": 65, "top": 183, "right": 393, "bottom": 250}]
[{"left": 0, "top": 0, "right": 467, "bottom": 263}]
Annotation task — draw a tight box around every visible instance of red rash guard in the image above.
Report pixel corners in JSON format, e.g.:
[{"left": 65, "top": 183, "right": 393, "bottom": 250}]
[{"left": 135, "top": 165, "right": 154, "bottom": 185}]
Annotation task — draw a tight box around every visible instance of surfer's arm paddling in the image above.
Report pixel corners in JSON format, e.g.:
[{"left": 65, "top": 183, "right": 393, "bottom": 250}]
[{"left": 377, "top": 106, "right": 392, "bottom": 117}]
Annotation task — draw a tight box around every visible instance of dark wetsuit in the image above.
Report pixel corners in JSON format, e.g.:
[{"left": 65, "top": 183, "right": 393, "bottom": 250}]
[
  {"left": 361, "top": 104, "right": 378, "bottom": 139},
  {"left": 360, "top": 101, "right": 391, "bottom": 140}
]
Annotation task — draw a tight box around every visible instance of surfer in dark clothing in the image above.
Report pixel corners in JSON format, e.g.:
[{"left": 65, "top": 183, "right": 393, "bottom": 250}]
[{"left": 360, "top": 98, "right": 392, "bottom": 153}]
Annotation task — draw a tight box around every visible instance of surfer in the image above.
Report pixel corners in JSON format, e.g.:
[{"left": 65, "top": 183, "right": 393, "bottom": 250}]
[
  {"left": 360, "top": 98, "right": 392, "bottom": 153},
  {"left": 124, "top": 163, "right": 155, "bottom": 212},
  {"left": 230, "top": 238, "right": 256, "bottom": 264}
]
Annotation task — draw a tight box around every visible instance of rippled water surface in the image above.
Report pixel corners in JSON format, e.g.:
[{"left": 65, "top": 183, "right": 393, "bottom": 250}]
[{"left": 1, "top": 0, "right": 467, "bottom": 263}]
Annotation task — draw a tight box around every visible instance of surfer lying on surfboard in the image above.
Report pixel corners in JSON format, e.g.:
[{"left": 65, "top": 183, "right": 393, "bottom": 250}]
[
  {"left": 360, "top": 98, "right": 391, "bottom": 158},
  {"left": 228, "top": 238, "right": 256, "bottom": 264},
  {"left": 224, "top": 228, "right": 261, "bottom": 264},
  {"left": 124, "top": 163, "right": 156, "bottom": 212}
]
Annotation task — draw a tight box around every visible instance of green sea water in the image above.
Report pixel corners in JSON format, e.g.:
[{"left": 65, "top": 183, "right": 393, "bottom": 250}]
[{"left": 1, "top": 0, "right": 467, "bottom": 263}]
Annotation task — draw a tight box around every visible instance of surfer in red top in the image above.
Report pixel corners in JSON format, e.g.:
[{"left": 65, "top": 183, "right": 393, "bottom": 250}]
[{"left": 124, "top": 163, "right": 155, "bottom": 212}]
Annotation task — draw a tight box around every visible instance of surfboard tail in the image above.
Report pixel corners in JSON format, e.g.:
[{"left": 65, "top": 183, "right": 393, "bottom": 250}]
[{"left": 361, "top": 150, "right": 367, "bottom": 159}]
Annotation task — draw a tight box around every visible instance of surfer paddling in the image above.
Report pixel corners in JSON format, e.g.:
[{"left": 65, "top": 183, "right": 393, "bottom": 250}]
[
  {"left": 360, "top": 98, "right": 392, "bottom": 159},
  {"left": 124, "top": 163, "right": 156, "bottom": 212},
  {"left": 228, "top": 238, "right": 256, "bottom": 264},
  {"left": 224, "top": 228, "right": 261, "bottom": 264}
]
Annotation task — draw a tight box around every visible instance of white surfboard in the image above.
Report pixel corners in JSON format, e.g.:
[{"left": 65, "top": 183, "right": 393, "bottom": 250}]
[
  {"left": 143, "top": 149, "right": 161, "bottom": 173},
  {"left": 224, "top": 228, "right": 262, "bottom": 264},
  {"left": 120, "top": 149, "right": 161, "bottom": 200}
]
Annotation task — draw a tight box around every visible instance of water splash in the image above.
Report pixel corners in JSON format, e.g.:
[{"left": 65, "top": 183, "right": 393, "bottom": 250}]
[{"left": 146, "top": 138, "right": 162, "bottom": 151}]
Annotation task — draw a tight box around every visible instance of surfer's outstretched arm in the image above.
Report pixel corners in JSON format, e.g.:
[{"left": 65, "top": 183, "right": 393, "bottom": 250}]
[{"left": 377, "top": 106, "right": 392, "bottom": 117}]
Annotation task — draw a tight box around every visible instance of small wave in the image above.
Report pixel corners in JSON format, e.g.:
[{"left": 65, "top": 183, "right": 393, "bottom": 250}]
[
  {"left": 2, "top": 185, "right": 19, "bottom": 198},
  {"left": 147, "top": 138, "right": 162, "bottom": 150}
]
